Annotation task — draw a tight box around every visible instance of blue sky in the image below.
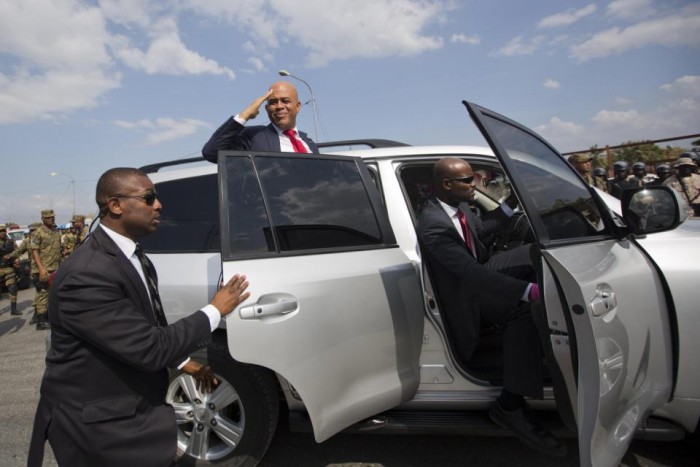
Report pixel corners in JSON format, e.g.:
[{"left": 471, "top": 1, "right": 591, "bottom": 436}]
[{"left": 1, "top": 0, "right": 698, "bottom": 225}]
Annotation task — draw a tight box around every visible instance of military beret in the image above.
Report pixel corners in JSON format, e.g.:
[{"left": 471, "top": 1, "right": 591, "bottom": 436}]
[
  {"left": 41, "top": 209, "right": 55, "bottom": 218},
  {"left": 674, "top": 157, "right": 697, "bottom": 168},
  {"left": 71, "top": 214, "right": 85, "bottom": 223},
  {"left": 568, "top": 153, "right": 593, "bottom": 163}
]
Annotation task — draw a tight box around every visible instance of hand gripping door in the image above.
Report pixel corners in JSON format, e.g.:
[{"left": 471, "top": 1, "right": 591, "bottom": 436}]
[
  {"left": 464, "top": 101, "right": 673, "bottom": 467},
  {"left": 217, "top": 151, "right": 424, "bottom": 442}
]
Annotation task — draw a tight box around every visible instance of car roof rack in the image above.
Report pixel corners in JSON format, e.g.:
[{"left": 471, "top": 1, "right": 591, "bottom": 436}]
[
  {"left": 317, "top": 139, "right": 410, "bottom": 149},
  {"left": 140, "top": 157, "right": 205, "bottom": 174},
  {"left": 139, "top": 139, "right": 411, "bottom": 173}
]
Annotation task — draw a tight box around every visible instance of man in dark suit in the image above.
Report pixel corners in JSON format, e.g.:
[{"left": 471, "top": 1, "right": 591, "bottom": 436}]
[
  {"left": 417, "top": 157, "right": 565, "bottom": 456},
  {"left": 202, "top": 81, "right": 319, "bottom": 162},
  {"left": 28, "top": 168, "right": 250, "bottom": 467}
]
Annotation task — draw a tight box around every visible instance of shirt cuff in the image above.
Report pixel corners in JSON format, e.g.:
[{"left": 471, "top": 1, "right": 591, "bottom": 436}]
[
  {"left": 201, "top": 304, "right": 222, "bottom": 331},
  {"left": 233, "top": 114, "right": 246, "bottom": 125},
  {"left": 177, "top": 357, "right": 190, "bottom": 370},
  {"left": 500, "top": 202, "right": 514, "bottom": 218},
  {"left": 521, "top": 283, "right": 533, "bottom": 302}
]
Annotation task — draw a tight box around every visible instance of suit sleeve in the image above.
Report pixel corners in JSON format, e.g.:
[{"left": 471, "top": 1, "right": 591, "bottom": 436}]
[
  {"left": 418, "top": 212, "right": 528, "bottom": 302},
  {"left": 202, "top": 117, "right": 252, "bottom": 162},
  {"left": 54, "top": 264, "right": 212, "bottom": 373}
]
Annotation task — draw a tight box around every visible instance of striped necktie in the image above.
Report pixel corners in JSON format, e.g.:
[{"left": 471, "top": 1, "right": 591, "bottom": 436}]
[{"left": 135, "top": 244, "right": 167, "bottom": 326}]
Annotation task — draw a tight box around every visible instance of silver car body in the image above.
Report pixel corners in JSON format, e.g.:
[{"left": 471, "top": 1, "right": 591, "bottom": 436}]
[{"left": 147, "top": 107, "right": 700, "bottom": 467}]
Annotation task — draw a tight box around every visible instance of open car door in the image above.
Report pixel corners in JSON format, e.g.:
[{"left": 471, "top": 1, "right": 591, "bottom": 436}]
[
  {"left": 464, "top": 102, "right": 673, "bottom": 467},
  {"left": 217, "top": 151, "right": 424, "bottom": 442}
]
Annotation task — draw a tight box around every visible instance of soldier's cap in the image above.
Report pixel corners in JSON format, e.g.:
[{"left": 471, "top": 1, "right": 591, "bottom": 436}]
[
  {"left": 41, "top": 209, "right": 55, "bottom": 218},
  {"left": 674, "top": 157, "right": 697, "bottom": 168},
  {"left": 0, "top": 224, "right": 6, "bottom": 231},
  {"left": 568, "top": 153, "right": 593, "bottom": 163},
  {"left": 71, "top": 214, "right": 85, "bottom": 223}
]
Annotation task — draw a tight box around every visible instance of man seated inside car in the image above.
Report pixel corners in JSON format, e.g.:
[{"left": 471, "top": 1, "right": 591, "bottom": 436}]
[{"left": 416, "top": 157, "right": 566, "bottom": 457}]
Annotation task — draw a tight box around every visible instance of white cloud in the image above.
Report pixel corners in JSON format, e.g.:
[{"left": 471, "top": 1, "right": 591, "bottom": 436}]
[
  {"left": 659, "top": 75, "right": 700, "bottom": 96},
  {"left": 591, "top": 109, "right": 643, "bottom": 127},
  {"left": 495, "top": 35, "right": 546, "bottom": 56},
  {"left": 0, "top": 0, "right": 120, "bottom": 123},
  {"left": 247, "top": 57, "right": 267, "bottom": 73},
  {"left": 570, "top": 8, "right": 700, "bottom": 62},
  {"left": 543, "top": 78, "right": 560, "bottom": 89},
  {"left": 606, "top": 0, "right": 655, "bottom": 21},
  {"left": 451, "top": 33, "right": 480, "bottom": 45},
  {"left": 115, "top": 117, "right": 210, "bottom": 145},
  {"left": 113, "top": 18, "right": 236, "bottom": 79},
  {"left": 535, "top": 117, "right": 586, "bottom": 139},
  {"left": 537, "top": 4, "right": 597, "bottom": 29},
  {"left": 185, "top": 0, "right": 450, "bottom": 67},
  {"left": 615, "top": 97, "right": 633, "bottom": 105}
]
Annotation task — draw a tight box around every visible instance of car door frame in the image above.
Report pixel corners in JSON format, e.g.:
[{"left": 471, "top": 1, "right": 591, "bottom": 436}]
[
  {"left": 464, "top": 101, "right": 674, "bottom": 467},
  {"left": 216, "top": 150, "right": 425, "bottom": 442}
]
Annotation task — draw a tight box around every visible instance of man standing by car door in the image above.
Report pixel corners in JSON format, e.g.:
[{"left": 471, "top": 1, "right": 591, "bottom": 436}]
[
  {"left": 202, "top": 81, "right": 319, "bottom": 162},
  {"left": 28, "top": 167, "right": 251, "bottom": 467},
  {"left": 417, "top": 157, "right": 566, "bottom": 457}
]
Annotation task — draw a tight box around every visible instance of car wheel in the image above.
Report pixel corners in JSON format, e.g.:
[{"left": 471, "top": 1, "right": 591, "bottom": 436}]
[{"left": 167, "top": 343, "right": 279, "bottom": 467}]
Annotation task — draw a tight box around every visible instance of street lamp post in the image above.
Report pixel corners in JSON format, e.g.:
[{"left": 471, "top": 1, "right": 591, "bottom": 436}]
[
  {"left": 50, "top": 172, "right": 75, "bottom": 216},
  {"left": 278, "top": 69, "right": 320, "bottom": 142}
]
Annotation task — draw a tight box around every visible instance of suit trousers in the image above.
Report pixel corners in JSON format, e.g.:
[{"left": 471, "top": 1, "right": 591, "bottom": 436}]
[{"left": 480, "top": 245, "right": 543, "bottom": 398}]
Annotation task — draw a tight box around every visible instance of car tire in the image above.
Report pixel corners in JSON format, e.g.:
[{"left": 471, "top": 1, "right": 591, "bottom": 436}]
[{"left": 167, "top": 342, "right": 279, "bottom": 467}]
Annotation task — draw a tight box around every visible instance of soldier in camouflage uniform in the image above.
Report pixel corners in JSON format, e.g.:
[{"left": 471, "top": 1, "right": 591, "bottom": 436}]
[
  {"left": 568, "top": 153, "right": 608, "bottom": 192},
  {"left": 663, "top": 156, "right": 700, "bottom": 218},
  {"left": 0, "top": 224, "right": 21, "bottom": 315},
  {"left": 30, "top": 210, "right": 61, "bottom": 330},
  {"left": 9, "top": 222, "right": 40, "bottom": 321},
  {"left": 72, "top": 214, "right": 90, "bottom": 245}
]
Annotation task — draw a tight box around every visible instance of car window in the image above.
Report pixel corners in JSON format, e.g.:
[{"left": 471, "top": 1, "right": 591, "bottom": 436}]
[
  {"left": 140, "top": 174, "right": 220, "bottom": 253},
  {"left": 399, "top": 161, "right": 508, "bottom": 221},
  {"left": 222, "top": 155, "right": 386, "bottom": 259},
  {"left": 478, "top": 114, "right": 609, "bottom": 241}
]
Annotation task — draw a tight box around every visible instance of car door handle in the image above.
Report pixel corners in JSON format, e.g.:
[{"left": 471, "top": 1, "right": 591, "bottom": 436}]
[
  {"left": 239, "top": 294, "right": 298, "bottom": 319},
  {"left": 590, "top": 284, "right": 617, "bottom": 317}
]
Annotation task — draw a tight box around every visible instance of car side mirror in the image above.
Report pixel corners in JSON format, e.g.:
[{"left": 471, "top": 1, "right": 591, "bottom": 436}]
[{"left": 620, "top": 186, "right": 687, "bottom": 235}]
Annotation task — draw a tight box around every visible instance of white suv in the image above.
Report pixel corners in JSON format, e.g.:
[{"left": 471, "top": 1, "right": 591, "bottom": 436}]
[{"left": 141, "top": 102, "right": 700, "bottom": 467}]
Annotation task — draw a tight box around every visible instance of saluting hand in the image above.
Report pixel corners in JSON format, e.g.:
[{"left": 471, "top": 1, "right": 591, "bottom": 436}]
[{"left": 239, "top": 89, "right": 273, "bottom": 121}]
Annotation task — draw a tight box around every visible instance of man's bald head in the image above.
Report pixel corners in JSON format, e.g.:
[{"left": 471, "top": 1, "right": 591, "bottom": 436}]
[
  {"left": 265, "top": 81, "right": 302, "bottom": 130},
  {"left": 432, "top": 157, "right": 476, "bottom": 206}
]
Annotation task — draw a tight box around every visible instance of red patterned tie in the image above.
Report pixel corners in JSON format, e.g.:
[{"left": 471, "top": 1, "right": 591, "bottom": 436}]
[
  {"left": 457, "top": 210, "right": 475, "bottom": 256},
  {"left": 283, "top": 129, "right": 308, "bottom": 154}
]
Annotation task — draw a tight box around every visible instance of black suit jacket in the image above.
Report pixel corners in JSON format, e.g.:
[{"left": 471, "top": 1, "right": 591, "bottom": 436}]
[
  {"left": 202, "top": 118, "right": 319, "bottom": 162},
  {"left": 28, "top": 226, "right": 212, "bottom": 467},
  {"left": 417, "top": 198, "right": 529, "bottom": 362}
]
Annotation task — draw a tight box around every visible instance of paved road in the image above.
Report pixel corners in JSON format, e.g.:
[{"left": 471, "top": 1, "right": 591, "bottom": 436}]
[{"left": 1, "top": 288, "right": 696, "bottom": 467}]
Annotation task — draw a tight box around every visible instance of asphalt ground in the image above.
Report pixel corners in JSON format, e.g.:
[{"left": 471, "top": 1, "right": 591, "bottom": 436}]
[{"left": 1, "top": 287, "right": 697, "bottom": 467}]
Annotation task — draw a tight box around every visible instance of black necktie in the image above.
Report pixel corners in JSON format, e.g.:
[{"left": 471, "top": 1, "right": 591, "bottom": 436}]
[{"left": 134, "top": 244, "right": 167, "bottom": 326}]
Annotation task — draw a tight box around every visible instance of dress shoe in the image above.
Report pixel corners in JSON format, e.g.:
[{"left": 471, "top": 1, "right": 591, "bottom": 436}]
[
  {"left": 489, "top": 400, "right": 567, "bottom": 457},
  {"left": 36, "top": 321, "right": 51, "bottom": 331}
]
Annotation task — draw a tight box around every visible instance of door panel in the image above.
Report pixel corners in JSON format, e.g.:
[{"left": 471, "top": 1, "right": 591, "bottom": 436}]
[
  {"left": 465, "top": 101, "right": 673, "bottom": 467},
  {"left": 218, "top": 152, "right": 424, "bottom": 442},
  {"left": 544, "top": 242, "right": 672, "bottom": 466}
]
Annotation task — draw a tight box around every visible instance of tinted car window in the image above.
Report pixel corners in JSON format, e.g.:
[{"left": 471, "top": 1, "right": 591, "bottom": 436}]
[
  {"left": 141, "top": 174, "right": 219, "bottom": 252},
  {"left": 479, "top": 114, "right": 609, "bottom": 241},
  {"left": 222, "top": 155, "right": 384, "bottom": 257}
]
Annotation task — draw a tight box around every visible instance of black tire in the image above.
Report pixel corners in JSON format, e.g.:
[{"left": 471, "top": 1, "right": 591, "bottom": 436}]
[{"left": 167, "top": 341, "right": 279, "bottom": 467}]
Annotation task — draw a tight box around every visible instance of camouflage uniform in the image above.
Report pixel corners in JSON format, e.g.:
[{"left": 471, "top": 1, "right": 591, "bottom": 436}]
[
  {"left": 663, "top": 157, "right": 700, "bottom": 218},
  {"left": 9, "top": 223, "right": 40, "bottom": 321},
  {"left": 0, "top": 224, "right": 20, "bottom": 315},
  {"left": 72, "top": 214, "right": 90, "bottom": 245},
  {"left": 568, "top": 153, "right": 608, "bottom": 193},
  {"left": 61, "top": 231, "right": 77, "bottom": 257},
  {"left": 30, "top": 210, "right": 61, "bottom": 329}
]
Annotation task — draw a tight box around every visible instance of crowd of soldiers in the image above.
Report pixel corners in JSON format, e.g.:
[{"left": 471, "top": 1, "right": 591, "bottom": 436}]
[
  {"left": 568, "top": 152, "right": 700, "bottom": 217},
  {"left": 0, "top": 210, "right": 90, "bottom": 330}
]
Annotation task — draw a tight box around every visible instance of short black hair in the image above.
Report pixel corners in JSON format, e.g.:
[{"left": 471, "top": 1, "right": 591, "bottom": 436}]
[{"left": 96, "top": 167, "right": 148, "bottom": 217}]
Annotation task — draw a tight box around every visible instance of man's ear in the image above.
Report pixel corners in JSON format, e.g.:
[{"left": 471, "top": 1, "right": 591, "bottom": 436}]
[{"left": 106, "top": 198, "right": 123, "bottom": 216}]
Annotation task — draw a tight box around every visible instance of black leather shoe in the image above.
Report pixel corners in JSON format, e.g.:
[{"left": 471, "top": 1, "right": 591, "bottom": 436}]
[
  {"left": 36, "top": 320, "right": 50, "bottom": 331},
  {"left": 489, "top": 400, "right": 567, "bottom": 457}
]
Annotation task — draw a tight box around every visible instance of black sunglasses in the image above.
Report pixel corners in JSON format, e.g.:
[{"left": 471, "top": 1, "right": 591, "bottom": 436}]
[
  {"left": 445, "top": 176, "right": 475, "bottom": 184},
  {"left": 113, "top": 192, "right": 159, "bottom": 206}
]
